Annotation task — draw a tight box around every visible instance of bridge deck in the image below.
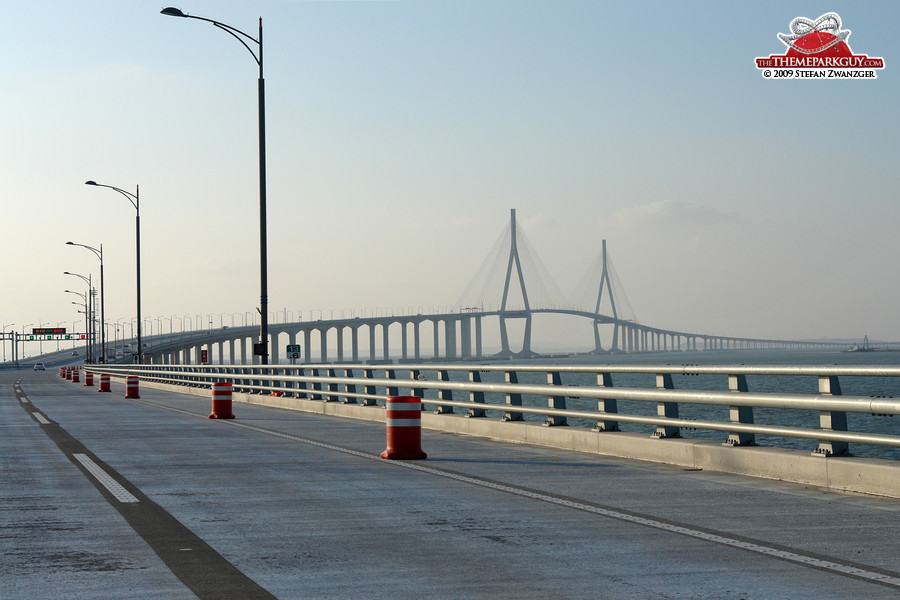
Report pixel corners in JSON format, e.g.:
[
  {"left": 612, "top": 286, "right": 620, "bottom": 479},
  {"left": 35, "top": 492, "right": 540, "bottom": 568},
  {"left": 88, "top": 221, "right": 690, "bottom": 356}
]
[{"left": 4, "top": 370, "right": 900, "bottom": 599}]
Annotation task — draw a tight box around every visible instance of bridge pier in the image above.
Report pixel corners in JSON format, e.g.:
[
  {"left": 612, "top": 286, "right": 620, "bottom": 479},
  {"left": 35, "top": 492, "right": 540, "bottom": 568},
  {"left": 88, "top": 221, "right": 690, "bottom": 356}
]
[{"left": 400, "top": 321, "right": 410, "bottom": 360}]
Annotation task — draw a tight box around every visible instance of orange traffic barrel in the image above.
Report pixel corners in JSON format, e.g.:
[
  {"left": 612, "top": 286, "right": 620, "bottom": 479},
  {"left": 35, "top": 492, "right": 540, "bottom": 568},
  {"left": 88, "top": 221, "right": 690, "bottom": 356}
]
[
  {"left": 98, "top": 373, "right": 111, "bottom": 392},
  {"left": 124, "top": 376, "right": 140, "bottom": 399},
  {"left": 380, "top": 396, "right": 427, "bottom": 460},
  {"left": 209, "top": 382, "right": 235, "bottom": 419}
]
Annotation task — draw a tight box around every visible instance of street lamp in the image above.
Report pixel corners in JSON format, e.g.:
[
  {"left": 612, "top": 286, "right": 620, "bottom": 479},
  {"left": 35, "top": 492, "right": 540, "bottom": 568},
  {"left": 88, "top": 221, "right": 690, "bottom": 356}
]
[
  {"left": 67, "top": 242, "right": 105, "bottom": 362},
  {"left": 20, "top": 323, "right": 33, "bottom": 366},
  {"left": 70, "top": 301, "right": 91, "bottom": 363},
  {"left": 85, "top": 181, "right": 143, "bottom": 364},
  {"left": 161, "top": 6, "right": 270, "bottom": 364},
  {"left": 2, "top": 323, "right": 13, "bottom": 363},
  {"left": 65, "top": 271, "right": 94, "bottom": 363}
]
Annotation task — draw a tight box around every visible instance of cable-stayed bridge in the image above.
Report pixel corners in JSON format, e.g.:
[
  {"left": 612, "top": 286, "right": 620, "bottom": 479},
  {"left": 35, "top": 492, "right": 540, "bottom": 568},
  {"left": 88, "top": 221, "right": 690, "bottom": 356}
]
[{"left": 131, "top": 209, "right": 849, "bottom": 365}]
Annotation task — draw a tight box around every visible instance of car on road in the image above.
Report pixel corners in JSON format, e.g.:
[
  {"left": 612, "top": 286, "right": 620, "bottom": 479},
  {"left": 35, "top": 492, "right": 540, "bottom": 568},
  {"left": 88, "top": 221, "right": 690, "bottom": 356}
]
[{"left": 33, "top": 363, "right": 45, "bottom": 371}]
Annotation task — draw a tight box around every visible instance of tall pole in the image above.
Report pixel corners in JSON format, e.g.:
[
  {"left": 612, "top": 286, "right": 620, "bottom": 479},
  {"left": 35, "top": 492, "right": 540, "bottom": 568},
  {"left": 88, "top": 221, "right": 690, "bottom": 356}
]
[
  {"left": 161, "top": 7, "right": 269, "bottom": 364},
  {"left": 257, "top": 17, "right": 269, "bottom": 364},
  {"left": 99, "top": 245, "right": 105, "bottom": 362},
  {"left": 135, "top": 188, "right": 142, "bottom": 362},
  {"left": 67, "top": 242, "right": 105, "bottom": 362},
  {"left": 85, "top": 181, "right": 142, "bottom": 363},
  {"left": 2, "top": 323, "right": 13, "bottom": 363},
  {"left": 64, "top": 271, "right": 93, "bottom": 362}
]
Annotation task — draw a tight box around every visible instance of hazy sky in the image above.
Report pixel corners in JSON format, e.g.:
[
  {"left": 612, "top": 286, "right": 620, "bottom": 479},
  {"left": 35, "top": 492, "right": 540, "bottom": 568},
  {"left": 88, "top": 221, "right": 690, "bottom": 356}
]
[{"left": 2, "top": 0, "right": 898, "bottom": 354}]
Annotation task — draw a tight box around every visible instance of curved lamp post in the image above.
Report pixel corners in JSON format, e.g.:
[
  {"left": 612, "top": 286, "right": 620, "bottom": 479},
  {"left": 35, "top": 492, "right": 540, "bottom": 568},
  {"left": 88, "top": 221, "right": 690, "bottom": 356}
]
[
  {"left": 66, "top": 292, "right": 91, "bottom": 362},
  {"left": 67, "top": 242, "right": 105, "bottom": 362},
  {"left": 161, "top": 6, "right": 269, "bottom": 364},
  {"left": 2, "top": 323, "right": 13, "bottom": 363},
  {"left": 65, "top": 271, "right": 94, "bottom": 363},
  {"left": 85, "top": 181, "right": 142, "bottom": 363},
  {"left": 19, "top": 323, "right": 33, "bottom": 366}
]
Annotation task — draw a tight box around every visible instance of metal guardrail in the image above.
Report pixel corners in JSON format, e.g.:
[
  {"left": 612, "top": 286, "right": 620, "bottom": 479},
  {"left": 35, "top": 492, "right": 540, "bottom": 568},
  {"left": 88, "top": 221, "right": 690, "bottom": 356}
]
[{"left": 92, "top": 363, "right": 900, "bottom": 458}]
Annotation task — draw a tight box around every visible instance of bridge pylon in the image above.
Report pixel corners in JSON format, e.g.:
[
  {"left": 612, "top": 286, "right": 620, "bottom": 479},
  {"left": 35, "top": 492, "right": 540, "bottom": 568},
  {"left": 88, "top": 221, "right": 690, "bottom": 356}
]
[
  {"left": 497, "top": 208, "right": 535, "bottom": 357},
  {"left": 591, "top": 239, "right": 622, "bottom": 354}
]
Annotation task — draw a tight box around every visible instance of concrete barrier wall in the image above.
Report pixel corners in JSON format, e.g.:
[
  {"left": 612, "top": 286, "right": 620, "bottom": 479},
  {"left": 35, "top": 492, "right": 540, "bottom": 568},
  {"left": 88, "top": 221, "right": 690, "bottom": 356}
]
[{"left": 132, "top": 378, "right": 900, "bottom": 499}]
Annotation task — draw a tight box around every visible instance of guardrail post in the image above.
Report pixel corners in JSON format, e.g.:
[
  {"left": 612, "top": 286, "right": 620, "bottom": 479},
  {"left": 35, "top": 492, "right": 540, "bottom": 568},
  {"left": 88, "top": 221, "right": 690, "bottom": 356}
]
[
  {"left": 362, "top": 368, "right": 377, "bottom": 406},
  {"left": 467, "top": 370, "right": 486, "bottom": 418},
  {"left": 435, "top": 369, "right": 454, "bottom": 414},
  {"left": 593, "top": 372, "right": 618, "bottom": 431},
  {"left": 814, "top": 375, "right": 849, "bottom": 456},
  {"left": 652, "top": 373, "right": 680, "bottom": 438},
  {"left": 325, "top": 368, "right": 339, "bottom": 402},
  {"left": 410, "top": 369, "right": 425, "bottom": 400},
  {"left": 503, "top": 370, "right": 523, "bottom": 421},
  {"left": 310, "top": 368, "right": 323, "bottom": 400},
  {"left": 545, "top": 371, "right": 567, "bottom": 426},
  {"left": 725, "top": 374, "right": 755, "bottom": 446},
  {"left": 386, "top": 369, "right": 399, "bottom": 397},
  {"left": 343, "top": 368, "right": 357, "bottom": 404},
  {"left": 294, "top": 367, "right": 308, "bottom": 398}
]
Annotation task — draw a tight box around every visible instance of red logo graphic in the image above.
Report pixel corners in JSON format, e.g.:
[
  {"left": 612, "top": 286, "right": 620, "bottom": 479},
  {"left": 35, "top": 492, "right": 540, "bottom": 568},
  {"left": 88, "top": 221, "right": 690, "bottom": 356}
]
[{"left": 756, "top": 13, "right": 885, "bottom": 79}]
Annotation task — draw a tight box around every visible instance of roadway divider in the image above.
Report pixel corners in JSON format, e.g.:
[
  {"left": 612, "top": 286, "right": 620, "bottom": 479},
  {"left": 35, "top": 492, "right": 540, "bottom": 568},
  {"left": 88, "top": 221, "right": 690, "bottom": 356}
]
[
  {"left": 84, "top": 371, "right": 94, "bottom": 387},
  {"left": 72, "top": 369, "right": 80, "bottom": 384},
  {"left": 381, "top": 396, "right": 427, "bottom": 460}
]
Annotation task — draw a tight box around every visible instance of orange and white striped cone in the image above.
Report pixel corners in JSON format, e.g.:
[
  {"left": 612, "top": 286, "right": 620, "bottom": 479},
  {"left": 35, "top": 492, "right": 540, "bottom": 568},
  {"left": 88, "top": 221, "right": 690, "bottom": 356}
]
[
  {"left": 381, "top": 396, "right": 427, "bottom": 460},
  {"left": 209, "top": 382, "right": 235, "bottom": 419},
  {"left": 124, "top": 375, "right": 140, "bottom": 399},
  {"left": 83, "top": 371, "right": 94, "bottom": 387},
  {"left": 71, "top": 369, "right": 80, "bottom": 383},
  {"left": 98, "top": 373, "right": 111, "bottom": 393}
]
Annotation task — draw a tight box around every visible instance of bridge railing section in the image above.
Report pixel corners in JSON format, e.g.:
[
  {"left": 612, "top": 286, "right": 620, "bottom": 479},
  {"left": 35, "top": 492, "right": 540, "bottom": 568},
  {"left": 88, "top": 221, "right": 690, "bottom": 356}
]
[{"left": 92, "top": 363, "right": 900, "bottom": 460}]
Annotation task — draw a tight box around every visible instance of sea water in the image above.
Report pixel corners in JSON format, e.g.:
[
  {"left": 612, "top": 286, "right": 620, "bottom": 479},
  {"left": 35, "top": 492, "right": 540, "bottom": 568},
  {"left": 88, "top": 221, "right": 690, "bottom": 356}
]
[{"left": 439, "top": 349, "right": 900, "bottom": 461}]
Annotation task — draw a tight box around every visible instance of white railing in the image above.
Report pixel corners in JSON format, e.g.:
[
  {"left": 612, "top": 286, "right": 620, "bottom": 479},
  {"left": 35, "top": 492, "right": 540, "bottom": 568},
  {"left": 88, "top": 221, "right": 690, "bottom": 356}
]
[{"left": 92, "top": 362, "right": 900, "bottom": 458}]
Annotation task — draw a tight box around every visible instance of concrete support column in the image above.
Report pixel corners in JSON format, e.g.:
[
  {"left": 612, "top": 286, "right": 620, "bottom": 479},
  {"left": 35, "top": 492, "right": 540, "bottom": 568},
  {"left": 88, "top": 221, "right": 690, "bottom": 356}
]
[
  {"left": 433, "top": 321, "right": 441, "bottom": 358},
  {"left": 351, "top": 326, "right": 359, "bottom": 362},
  {"left": 460, "top": 317, "right": 471, "bottom": 359},
  {"left": 382, "top": 323, "right": 390, "bottom": 361},
  {"left": 271, "top": 332, "right": 280, "bottom": 365},
  {"left": 475, "top": 316, "right": 483, "bottom": 358},
  {"left": 318, "top": 328, "right": 327, "bottom": 363},
  {"left": 303, "top": 330, "right": 312, "bottom": 364},
  {"left": 336, "top": 326, "right": 344, "bottom": 362},
  {"left": 400, "top": 322, "right": 408, "bottom": 360},
  {"left": 445, "top": 318, "right": 457, "bottom": 359},
  {"left": 369, "top": 326, "right": 376, "bottom": 362},
  {"left": 414, "top": 321, "right": 421, "bottom": 360}
]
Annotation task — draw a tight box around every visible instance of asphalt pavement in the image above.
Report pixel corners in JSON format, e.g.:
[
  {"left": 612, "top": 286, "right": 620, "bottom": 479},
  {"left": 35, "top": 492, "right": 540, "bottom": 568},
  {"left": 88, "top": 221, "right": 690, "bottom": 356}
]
[{"left": 3, "top": 369, "right": 899, "bottom": 599}]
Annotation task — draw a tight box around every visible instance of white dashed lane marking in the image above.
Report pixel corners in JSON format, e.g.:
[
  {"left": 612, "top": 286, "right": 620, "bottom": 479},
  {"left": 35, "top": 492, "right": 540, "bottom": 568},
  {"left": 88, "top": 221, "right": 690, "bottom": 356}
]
[{"left": 73, "top": 453, "right": 140, "bottom": 503}]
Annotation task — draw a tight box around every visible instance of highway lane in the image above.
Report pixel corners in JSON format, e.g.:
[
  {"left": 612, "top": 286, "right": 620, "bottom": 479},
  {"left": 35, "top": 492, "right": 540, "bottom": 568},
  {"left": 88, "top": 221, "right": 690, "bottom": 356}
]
[{"left": 3, "top": 369, "right": 900, "bottom": 599}]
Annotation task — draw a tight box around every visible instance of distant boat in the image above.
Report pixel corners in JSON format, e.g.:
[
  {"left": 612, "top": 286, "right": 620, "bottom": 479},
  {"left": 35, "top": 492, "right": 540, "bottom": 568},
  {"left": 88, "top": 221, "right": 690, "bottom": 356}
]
[{"left": 847, "top": 335, "right": 874, "bottom": 352}]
